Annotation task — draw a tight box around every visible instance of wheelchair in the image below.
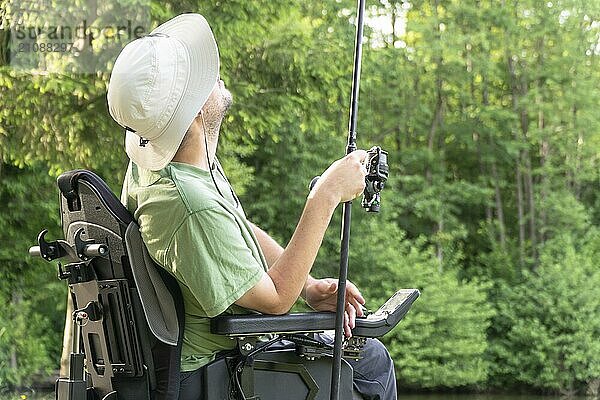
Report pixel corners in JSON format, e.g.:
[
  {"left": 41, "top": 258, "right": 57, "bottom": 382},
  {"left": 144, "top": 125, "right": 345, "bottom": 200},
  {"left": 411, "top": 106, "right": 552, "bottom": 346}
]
[{"left": 29, "top": 169, "right": 419, "bottom": 400}]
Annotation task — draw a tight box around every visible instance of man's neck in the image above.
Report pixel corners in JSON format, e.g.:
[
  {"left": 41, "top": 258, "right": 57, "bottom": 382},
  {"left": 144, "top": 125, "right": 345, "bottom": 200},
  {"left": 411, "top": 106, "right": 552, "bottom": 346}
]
[{"left": 172, "top": 128, "right": 218, "bottom": 171}]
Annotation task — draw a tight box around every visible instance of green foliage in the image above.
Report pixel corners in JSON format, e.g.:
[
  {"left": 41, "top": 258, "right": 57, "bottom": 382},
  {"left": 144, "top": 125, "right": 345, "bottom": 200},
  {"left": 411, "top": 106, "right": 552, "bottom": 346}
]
[
  {"left": 0, "top": 68, "right": 128, "bottom": 190},
  {"left": 0, "top": 0, "right": 599, "bottom": 394},
  {"left": 334, "top": 216, "right": 494, "bottom": 389},
  {"left": 0, "top": 291, "right": 54, "bottom": 389},
  {"left": 489, "top": 232, "right": 600, "bottom": 395},
  {"left": 0, "top": 164, "right": 65, "bottom": 389}
]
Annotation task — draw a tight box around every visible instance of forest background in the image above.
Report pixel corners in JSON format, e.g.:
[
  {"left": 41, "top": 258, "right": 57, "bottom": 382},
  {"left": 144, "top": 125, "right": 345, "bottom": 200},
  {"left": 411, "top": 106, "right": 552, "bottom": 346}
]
[{"left": 0, "top": 0, "right": 599, "bottom": 397}]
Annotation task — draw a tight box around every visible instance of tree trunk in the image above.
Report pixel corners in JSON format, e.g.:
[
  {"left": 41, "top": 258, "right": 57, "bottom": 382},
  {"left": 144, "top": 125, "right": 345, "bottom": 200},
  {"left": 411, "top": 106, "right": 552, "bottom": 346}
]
[
  {"left": 521, "top": 114, "right": 537, "bottom": 265},
  {"left": 505, "top": 0, "right": 538, "bottom": 265},
  {"left": 390, "top": 2, "right": 397, "bottom": 49},
  {"left": 436, "top": 217, "right": 444, "bottom": 272},
  {"left": 536, "top": 36, "right": 547, "bottom": 248},
  {"left": 406, "top": 69, "right": 421, "bottom": 149},
  {"left": 512, "top": 21, "right": 537, "bottom": 267},
  {"left": 60, "top": 292, "right": 74, "bottom": 377},
  {"left": 474, "top": 131, "right": 493, "bottom": 225},
  {"left": 539, "top": 108, "right": 548, "bottom": 246},
  {"left": 482, "top": 74, "right": 507, "bottom": 249},
  {"left": 573, "top": 105, "right": 582, "bottom": 200},
  {"left": 426, "top": 0, "right": 444, "bottom": 184},
  {"left": 427, "top": 79, "right": 444, "bottom": 171},
  {"left": 428, "top": 0, "right": 445, "bottom": 268},
  {"left": 507, "top": 54, "right": 526, "bottom": 268},
  {"left": 491, "top": 161, "right": 507, "bottom": 248},
  {"left": 0, "top": 27, "right": 9, "bottom": 67},
  {"left": 10, "top": 288, "right": 21, "bottom": 375}
]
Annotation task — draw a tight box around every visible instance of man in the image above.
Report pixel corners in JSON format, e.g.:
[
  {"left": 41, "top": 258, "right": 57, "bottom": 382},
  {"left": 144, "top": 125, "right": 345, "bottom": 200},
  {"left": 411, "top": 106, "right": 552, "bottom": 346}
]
[{"left": 108, "top": 13, "right": 396, "bottom": 400}]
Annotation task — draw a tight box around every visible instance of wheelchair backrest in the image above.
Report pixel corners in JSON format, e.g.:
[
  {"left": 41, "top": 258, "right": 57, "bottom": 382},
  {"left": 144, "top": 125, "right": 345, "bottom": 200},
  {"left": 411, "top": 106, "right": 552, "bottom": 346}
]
[{"left": 56, "top": 170, "right": 184, "bottom": 400}]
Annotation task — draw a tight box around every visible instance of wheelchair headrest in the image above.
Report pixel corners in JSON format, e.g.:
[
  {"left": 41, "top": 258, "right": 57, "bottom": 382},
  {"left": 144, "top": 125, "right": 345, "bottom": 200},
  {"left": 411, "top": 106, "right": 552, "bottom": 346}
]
[{"left": 57, "top": 169, "right": 133, "bottom": 225}]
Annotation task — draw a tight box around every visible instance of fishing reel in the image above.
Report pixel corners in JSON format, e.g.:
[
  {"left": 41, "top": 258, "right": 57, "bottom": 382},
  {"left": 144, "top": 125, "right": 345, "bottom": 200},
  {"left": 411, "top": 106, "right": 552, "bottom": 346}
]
[
  {"left": 308, "top": 146, "right": 388, "bottom": 212},
  {"left": 362, "top": 146, "right": 388, "bottom": 212}
]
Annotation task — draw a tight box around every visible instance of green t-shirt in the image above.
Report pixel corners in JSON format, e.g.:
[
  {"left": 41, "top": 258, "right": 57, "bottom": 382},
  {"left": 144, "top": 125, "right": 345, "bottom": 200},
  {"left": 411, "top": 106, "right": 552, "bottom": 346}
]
[{"left": 121, "top": 161, "right": 268, "bottom": 372}]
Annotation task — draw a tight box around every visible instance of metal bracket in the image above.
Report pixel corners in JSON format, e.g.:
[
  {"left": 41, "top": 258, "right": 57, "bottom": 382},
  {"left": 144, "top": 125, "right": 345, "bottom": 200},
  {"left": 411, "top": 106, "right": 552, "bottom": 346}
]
[
  {"left": 343, "top": 336, "right": 366, "bottom": 361},
  {"left": 29, "top": 229, "right": 108, "bottom": 263},
  {"left": 30, "top": 229, "right": 69, "bottom": 261},
  {"left": 74, "top": 301, "right": 102, "bottom": 324},
  {"left": 58, "top": 262, "right": 96, "bottom": 284},
  {"left": 74, "top": 228, "right": 108, "bottom": 261},
  {"left": 236, "top": 337, "right": 259, "bottom": 356},
  {"left": 287, "top": 334, "right": 333, "bottom": 360}
]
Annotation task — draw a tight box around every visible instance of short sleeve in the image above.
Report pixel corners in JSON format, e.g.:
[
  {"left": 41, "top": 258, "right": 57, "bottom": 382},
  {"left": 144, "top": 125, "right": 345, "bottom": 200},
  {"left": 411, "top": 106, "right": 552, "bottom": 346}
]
[{"left": 165, "top": 206, "right": 265, "bottom": 317}]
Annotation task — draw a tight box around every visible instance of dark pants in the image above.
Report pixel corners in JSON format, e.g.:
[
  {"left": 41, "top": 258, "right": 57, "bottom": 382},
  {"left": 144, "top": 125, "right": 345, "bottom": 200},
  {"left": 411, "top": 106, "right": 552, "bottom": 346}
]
[{"left": 179, "top": 333, "right": 397, "bottom": 400}]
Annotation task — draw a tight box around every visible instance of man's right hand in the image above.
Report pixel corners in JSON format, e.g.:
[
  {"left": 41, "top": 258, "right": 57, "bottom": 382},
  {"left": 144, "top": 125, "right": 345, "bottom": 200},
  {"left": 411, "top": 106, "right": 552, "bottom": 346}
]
[{"left": 310, "top": 150, "right": 368, "bottom": 204}]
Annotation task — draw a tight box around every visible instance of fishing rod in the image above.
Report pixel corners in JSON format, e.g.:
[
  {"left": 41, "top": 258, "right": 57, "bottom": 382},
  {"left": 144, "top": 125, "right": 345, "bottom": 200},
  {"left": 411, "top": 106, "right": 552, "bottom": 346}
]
[
  {"left": 308, "top": 1, "right": 389, "bottom": 398},
  {"left": 329, "top": 0, "right": 388, "bottom": 398},
  {"left": 327, "top": 1, "right": 365, "bottom": 399}
]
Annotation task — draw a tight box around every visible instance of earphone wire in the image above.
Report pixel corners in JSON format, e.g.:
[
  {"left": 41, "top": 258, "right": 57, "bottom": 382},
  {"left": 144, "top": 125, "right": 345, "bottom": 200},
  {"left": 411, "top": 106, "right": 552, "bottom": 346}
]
[
  {"left": 215, "top": 160, "right": 240, "bottom": 208},
  {"left": 201, "top": 112, "right": 239, "bottom": 208}
]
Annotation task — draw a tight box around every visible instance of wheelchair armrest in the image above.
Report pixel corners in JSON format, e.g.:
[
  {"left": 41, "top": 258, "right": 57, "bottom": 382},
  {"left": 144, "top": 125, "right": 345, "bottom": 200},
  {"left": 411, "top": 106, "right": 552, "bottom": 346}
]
[
  {"left": 210, "top": 289, "right": 420, "bottom": 338},
  {"left": 211, "top": 312, "right": 335, "bottom": 336}
]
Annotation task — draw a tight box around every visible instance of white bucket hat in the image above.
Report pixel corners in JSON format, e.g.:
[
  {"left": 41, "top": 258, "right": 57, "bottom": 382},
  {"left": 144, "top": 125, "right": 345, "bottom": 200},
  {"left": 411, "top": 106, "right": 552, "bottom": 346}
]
[{"left": 107, "top": 13, "right": 219, "bottom": 171}]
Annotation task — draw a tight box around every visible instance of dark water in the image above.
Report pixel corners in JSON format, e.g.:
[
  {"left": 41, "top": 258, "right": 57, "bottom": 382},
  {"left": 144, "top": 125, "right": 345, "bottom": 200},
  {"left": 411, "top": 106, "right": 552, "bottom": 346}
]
[
  {"left": 399, "top": 396, "right": 586, "bottom": 400},
  {"left": 0, "top": 394, "right": 589, "bottom": 400}
]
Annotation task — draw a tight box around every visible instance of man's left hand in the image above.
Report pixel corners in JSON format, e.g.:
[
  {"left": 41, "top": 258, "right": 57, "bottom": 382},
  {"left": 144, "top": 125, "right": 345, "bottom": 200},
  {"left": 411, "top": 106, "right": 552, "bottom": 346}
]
[{"left": 304, "top": 278, "right": 365, "bottom": 337}]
